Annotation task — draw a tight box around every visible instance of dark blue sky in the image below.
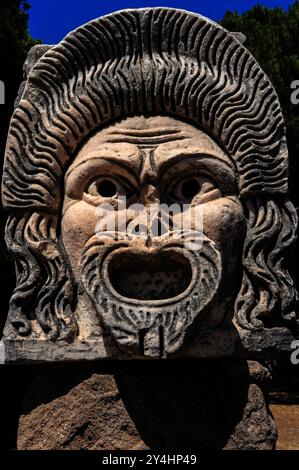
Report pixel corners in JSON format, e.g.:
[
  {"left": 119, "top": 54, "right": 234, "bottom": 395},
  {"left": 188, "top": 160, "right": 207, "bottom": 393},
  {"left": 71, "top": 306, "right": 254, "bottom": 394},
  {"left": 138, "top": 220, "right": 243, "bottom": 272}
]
[{"left": 28, "top": 0, "right": 295, "bottom": 43}]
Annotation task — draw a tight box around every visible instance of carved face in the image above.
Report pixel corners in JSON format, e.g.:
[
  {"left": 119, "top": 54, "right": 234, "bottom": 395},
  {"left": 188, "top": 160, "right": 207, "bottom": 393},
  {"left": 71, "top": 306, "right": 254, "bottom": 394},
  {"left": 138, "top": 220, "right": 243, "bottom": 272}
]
[{"left": 61, "top": 116, "right": 246, "bottom": 357}]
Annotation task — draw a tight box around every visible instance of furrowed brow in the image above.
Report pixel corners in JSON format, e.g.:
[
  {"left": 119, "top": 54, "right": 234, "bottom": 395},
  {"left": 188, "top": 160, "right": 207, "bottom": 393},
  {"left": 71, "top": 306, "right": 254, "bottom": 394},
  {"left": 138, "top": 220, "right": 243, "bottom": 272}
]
[
  {"left": 158, "top": 152, "right": 237, "bottom": 178},
  {"left": 106, "top": 128, "right": 190, "bottom": 145}
]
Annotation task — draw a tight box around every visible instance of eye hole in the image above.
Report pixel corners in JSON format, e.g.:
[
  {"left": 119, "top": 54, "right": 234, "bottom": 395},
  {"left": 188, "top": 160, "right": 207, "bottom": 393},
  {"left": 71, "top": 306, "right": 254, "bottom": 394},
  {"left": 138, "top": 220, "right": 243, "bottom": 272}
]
[
  {"left": 170, "top": 175, "right": 219, "bottom": 202},
  {"left": 85, "top": 176, "right": 135, "bottom": 201},
  {"left": 96, "top": 179, "right": 118, "bottom": 198},
  {"left": 181, "top": 178, "right": 200, "bottom": 199}
]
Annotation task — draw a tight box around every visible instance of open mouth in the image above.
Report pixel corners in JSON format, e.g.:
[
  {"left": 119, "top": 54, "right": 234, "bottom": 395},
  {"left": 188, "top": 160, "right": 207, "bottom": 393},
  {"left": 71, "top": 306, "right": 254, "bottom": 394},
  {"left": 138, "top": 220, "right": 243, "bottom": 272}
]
[
  {"left": 107, "top": 251, "right": 193, "bottom": 301},
  {"left": 81, "top": 235, "right": 221, "bottom": 358}
]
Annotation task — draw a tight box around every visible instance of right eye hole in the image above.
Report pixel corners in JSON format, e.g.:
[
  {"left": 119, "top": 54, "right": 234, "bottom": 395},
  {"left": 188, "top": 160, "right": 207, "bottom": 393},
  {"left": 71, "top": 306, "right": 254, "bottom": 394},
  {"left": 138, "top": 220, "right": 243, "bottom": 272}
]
[
  {"left": 180, "top": 178, "right": 201, "bottom": 199},
  {"left": 90, "top": 179, "right": 118, "bottom": 198}
]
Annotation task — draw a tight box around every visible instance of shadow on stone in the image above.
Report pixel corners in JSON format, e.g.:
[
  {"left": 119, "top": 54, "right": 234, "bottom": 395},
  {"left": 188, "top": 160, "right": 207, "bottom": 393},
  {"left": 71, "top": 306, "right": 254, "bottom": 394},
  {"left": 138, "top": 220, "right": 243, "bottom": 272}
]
[{"left": 115, "top": 360, "right": 250, "bottom": 450}]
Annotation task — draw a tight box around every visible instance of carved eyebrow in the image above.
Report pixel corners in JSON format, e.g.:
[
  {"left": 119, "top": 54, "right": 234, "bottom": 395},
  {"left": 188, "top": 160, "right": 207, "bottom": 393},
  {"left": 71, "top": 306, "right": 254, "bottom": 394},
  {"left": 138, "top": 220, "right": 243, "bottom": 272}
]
[
  {"left": 66, "top": 156, "right": 140, "bottom": 182},
  {"left": 106, "top": 128, "right": 189, "bottom": 145},
  {"left": 158, "top": 152, "right": 237, "bottom": 179}
]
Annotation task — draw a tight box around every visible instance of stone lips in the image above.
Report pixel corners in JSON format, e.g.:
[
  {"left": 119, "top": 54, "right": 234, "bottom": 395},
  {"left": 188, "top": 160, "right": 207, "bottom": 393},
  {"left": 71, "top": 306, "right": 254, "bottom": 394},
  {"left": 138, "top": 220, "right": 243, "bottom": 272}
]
[
  {"left": 81, "top": 232, "right": 222, "bottom": 358},
  {"left": 2, "top": 7, "right": 288, "bottom": 213}
]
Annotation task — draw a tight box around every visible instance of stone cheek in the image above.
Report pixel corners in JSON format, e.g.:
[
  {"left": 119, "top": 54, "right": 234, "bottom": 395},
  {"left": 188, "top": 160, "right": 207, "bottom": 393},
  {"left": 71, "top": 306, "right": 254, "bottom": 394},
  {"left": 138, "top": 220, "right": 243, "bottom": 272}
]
[
  {"left": 199, "top": 197, "right": 247, "bottom": 329},
  {"left": 62, "top": 201, "right": 99, "bottom": 278}
]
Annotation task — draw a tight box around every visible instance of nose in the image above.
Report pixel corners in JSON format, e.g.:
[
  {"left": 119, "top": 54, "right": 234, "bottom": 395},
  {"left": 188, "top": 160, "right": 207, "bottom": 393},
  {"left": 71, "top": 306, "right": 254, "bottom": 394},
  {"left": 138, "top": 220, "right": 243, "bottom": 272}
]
[
  {"left": 140, "top": 183, "right": 159, "bottom": 205},
  {"left": 127, "top": 199, "right": 174, "bottom": 241},
  {"left": 128, "top": 215, "right": 170, "bottom": 240}
]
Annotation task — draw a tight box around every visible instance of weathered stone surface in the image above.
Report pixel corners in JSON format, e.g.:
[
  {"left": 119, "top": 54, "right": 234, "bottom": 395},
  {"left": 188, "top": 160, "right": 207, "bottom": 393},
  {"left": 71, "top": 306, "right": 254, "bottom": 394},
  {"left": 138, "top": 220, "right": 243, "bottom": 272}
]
[
  {"left": 1, "top": 327, "right": 297, "bottom": 364},
  {"left": 271, "top": 405, "right": 299, "bottom": 450},
  {"left": 1, "top": 8, "right": 298, "bottom": 363},
  {"left": 14, "top": 44, "right": 52, "bottom": 109},
  {"left": 17, "top": 372, "right": 146, "bottom": 450},
  {"left": 1, "top": 5, "right": 297, "bottom": 452},
  {"left": 17, "top": 361, "right": 276, "bottom": 450}
]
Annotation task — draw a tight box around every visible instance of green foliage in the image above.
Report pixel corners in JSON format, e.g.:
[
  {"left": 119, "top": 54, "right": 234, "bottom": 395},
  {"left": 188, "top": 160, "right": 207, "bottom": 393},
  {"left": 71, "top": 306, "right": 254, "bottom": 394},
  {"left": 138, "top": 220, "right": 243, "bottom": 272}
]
[
  {"left": 0, "top": 0, "right": 40, "bottom": 153},
  {"left": 221, "top": 1, "right": 299, "bottom": 124}
]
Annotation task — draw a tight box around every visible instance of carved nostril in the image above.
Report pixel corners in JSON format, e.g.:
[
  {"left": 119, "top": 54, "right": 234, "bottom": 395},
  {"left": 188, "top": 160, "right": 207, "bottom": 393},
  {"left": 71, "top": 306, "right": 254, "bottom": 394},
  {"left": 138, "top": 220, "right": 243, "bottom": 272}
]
[
  {"left": 107, "top": 251, "right": 192, "bottom": 301},
  {"left": 151, "top": 216, "right": 169, "bottom": 237},
  {"left": 128, "top": 223, "right": 147, "bottom": 236}
]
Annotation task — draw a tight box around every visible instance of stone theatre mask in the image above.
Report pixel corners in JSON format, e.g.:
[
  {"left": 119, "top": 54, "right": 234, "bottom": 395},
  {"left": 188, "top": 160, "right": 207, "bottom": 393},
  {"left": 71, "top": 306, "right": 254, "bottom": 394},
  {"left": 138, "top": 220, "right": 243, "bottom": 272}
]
[{"left": 2, "top": 8, "right": 298, "bottom": 360}]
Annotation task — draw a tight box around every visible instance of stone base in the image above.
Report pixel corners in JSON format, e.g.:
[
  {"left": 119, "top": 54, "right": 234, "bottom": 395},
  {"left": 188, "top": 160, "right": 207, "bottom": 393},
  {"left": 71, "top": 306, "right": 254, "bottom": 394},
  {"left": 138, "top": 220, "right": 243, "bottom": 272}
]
[
  {"left": 1, "top": 327, "right": 297, "bottom": 363},
  {"left": 17, "top": 360, "right": 277, "bottom": 450},
  {"left": 18, "top": 372, "right": 146, "bottom": 450}
]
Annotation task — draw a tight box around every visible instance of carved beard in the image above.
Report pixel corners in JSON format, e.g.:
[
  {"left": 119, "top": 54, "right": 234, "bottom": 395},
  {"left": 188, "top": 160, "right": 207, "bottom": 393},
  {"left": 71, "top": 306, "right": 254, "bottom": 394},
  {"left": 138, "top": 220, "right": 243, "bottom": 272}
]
[{"left": 81, "top": 232, "right": 222, "bottom": 358}]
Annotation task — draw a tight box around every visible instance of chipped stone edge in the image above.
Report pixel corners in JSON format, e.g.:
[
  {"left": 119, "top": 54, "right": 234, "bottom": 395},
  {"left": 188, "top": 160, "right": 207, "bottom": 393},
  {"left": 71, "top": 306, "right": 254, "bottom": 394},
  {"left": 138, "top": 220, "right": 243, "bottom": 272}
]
[
  {"left": 1, "top": 327, "right": 297, "bottom": 364},
  {"left": 0, "top": 340, "right": 5, "bottom": 364}
]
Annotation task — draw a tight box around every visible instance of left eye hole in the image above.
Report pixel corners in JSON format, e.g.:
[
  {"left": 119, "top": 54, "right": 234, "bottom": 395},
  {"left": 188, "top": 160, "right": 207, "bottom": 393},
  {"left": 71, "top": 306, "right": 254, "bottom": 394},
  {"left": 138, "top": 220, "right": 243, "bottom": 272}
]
[
  {"left": 86, "top": 177, "right": 135, "bottom": 200},
  {"left": 170, "top": 176, "right": 217, "bottom": 202}
]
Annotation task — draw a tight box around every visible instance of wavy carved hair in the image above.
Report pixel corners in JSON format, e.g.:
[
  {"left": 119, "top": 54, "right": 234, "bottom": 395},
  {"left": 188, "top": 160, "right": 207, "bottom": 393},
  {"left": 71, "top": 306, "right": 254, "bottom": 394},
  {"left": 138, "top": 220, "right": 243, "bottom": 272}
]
[
  {"left": 2, "top": 8, "right": 298, "bottom": 338},
  {"left": 235, "top": 198, "right": 298, "bottom": 330}
]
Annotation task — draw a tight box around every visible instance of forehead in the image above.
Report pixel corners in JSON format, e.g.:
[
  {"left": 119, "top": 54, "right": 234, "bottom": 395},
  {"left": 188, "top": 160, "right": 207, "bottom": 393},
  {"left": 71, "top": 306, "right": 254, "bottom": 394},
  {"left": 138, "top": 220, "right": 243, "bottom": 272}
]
[{"left": 67, "top": 116, "right": 234, "bottom": 172}]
